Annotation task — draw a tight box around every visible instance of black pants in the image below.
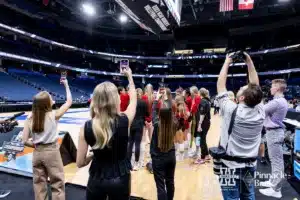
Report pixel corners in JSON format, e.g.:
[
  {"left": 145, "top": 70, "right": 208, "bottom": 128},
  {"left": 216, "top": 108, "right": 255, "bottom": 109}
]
[
  {"left": 214, "top": 107, "right": 219, "bottom": 115},
  {"left": 200, "top": 121, "right": 210, "bottom": 159},
  {"left": 86, "top": 173, "right": 131, "bottom": 200},
  {"left": 128, "top": 124, "right": 143, "bottom": 162},
  {"left": 152, "top": 152, "right": 176, "bottom": 200}
]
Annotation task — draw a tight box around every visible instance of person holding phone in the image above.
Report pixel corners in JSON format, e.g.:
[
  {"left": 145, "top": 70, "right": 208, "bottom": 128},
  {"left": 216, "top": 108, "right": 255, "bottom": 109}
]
[
  {"left": 22, "top": 80, "right": 72, "bottom": 200},
  {"left": 151, "top": 92, "right": 178, "bottom": 200},
  {"left": 76, "top": 66, "right": 137, "bottom": 200}
]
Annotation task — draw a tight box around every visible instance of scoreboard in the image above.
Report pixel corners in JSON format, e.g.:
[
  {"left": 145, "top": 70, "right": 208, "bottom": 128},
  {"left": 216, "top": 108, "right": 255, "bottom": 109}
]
[{"left": 115, "top": 0, "right": 182, "bottom": 34}]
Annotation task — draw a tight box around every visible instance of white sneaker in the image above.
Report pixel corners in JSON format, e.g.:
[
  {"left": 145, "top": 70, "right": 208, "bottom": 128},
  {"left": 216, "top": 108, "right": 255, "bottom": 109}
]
[
  {"left": 259, "top": 188, "right": 282, "bottom": 199},
  {"left": 259, "top": 180, "right": 273, "bottom": 188},
  {"left": 0, "top": 190, "right": 11, "bottom": 198},
  {"left": 132, "top": 162, "right": 140, "bottom": 171}
]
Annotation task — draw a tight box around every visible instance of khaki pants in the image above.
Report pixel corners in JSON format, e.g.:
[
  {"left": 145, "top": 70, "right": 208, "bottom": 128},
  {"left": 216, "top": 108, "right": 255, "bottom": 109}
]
[{"left": 32, "top": 143, "right": 65, "bottom": 200}]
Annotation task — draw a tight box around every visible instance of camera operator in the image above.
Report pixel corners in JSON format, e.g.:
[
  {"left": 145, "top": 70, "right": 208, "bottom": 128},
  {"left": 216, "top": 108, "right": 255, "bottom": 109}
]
[
  {"left": 259, "top": 79, "right": 288, "bottom": 199},
  {"left": 215, "top": 52, "right": 265, "bottom": 199}
]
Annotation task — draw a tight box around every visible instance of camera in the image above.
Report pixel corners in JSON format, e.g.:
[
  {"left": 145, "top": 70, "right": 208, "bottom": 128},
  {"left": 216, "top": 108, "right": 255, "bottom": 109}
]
[
  {"left": 0, "top": 112, "right": 25, "bottom": 133},
  {"left": 0, "top": 121, "right": 18, "bottom": 133},
  {"left": 229, "top": 50, "right": 246, "bottom": 63}
]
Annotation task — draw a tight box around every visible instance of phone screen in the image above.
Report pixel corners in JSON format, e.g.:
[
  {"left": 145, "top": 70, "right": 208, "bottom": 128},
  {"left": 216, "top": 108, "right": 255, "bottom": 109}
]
[
  {"left": 120, "top": 59, "right": 129, "bottom": 72},
  {"left": 60, "top": 71, "right": 67, "bottom": 84}
]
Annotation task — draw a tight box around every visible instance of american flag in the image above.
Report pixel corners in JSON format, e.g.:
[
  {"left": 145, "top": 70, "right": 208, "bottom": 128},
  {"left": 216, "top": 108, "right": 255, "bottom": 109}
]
[{"left": 219, "top": 0, "right": 233, "bottom": 12}]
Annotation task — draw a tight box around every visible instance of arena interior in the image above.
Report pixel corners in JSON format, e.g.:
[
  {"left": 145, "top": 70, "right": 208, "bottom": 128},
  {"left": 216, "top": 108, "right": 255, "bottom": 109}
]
[{"left": 0, "top": 0, "right": 300, "bottom": 200}]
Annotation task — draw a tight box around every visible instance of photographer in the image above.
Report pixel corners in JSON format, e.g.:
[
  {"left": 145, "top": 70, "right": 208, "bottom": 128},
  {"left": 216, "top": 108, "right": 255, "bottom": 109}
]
[{"left": 215, "top": 52, "right": 265, "bottom": 199}]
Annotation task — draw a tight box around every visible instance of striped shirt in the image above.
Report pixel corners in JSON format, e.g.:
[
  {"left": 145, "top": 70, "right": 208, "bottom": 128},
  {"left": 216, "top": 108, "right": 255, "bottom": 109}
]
[{"left": 264, "top": 96, "right": 288, "bottom": 128}]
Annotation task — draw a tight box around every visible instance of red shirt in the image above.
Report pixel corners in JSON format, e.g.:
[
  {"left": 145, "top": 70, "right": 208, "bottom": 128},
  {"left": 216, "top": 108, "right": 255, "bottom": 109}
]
[
  {"left": 176, "top": 104, "right": 190, "bottom": 129},
  {"left": 120, "top": 93, "right": 130, "bottom": 112},
  {"left": 191, "top": 95, "right": 201, "bottom": 115},
  {"left": 142, "top": 95, "right": 152, "bottom": 122},
  {"left": 185, "top": 96, "right": 192, "bottom": 111}
]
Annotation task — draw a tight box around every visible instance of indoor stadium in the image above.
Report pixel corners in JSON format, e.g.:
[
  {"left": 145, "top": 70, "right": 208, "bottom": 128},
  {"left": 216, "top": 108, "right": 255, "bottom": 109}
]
[{"left": 0, "top": 0, "right": 300, "bottom": 199}]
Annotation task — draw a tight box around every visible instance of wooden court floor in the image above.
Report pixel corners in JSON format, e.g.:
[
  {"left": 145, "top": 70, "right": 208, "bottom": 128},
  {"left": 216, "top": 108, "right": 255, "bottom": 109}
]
[{"left": 64, "top": 112, "right": 223, "bottom": 200}]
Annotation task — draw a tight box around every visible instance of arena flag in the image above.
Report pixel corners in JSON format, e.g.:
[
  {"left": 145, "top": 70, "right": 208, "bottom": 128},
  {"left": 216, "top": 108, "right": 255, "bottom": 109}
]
[
  {"left": 238, "top": 0, "right": 254, "bottom": 10},
  {"left": 219, "top": 0, "right": 233, "bottom": 12},
  {"left": 43, "top": 0, "right": 50, "bottom": 6}
]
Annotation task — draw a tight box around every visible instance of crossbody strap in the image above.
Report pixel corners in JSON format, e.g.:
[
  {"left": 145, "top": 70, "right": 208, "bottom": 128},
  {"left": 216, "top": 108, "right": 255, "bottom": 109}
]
[
  {"left": 225, "top": 106, "right": 238, "bottom": 151},
  {"left": 218, "top": 106, "right": 238, "bottom": 149}
]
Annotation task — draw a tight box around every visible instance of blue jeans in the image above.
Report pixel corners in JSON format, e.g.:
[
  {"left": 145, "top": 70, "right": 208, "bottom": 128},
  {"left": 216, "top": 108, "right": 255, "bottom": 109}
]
[{"left": 219, "top": 164, "right": 256, "bottom": 200}]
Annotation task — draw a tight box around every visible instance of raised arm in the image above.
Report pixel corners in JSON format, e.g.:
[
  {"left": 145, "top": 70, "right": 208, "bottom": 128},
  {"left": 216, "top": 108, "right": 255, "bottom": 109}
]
[
  {"left": 123, "top": 67, "right": 137, "bottom": 126},
  {"left": 244, "top": 52, "right": 259, "bottom": 86},
  {"left": 217, "top": 54, "right": 232, "bottom": 94},
  {"left": 152, "top": 92, "right": 162, "bottom": 124},
  {"left": 55, "top": 80, "right": 72, "bottom": 120},
  {"left": 76, "top": 126, "right": 93, "bottom": 168}
]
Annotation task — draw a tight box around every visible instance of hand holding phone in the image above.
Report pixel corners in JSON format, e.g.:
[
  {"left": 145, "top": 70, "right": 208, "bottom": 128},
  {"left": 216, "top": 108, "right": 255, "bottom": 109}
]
[
  {"left": 120, "top": 59, "right": 129, "bottom": 73},
  {"left": 60, "top": 71, "right": 67, "bottom": 84}
]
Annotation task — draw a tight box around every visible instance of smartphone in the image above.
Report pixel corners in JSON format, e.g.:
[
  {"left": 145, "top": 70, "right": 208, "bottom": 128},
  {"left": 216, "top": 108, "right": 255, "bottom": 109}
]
[
  {"left": 120, "top": 59, "right": 129, "bottom": 72},
  {"left": 60, "top": 71, "right": 67, "bottom": 84}
]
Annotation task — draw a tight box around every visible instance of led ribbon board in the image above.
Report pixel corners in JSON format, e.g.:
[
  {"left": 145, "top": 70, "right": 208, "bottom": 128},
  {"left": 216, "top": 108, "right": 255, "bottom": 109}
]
[
  {"left": 1, "top": 51, "right": 300, "bottom": 78},
  {"left": 0, "top": 22, "right": 299, "bottom": 60},
  {"left": 115, "top": 0, "right": 178, "bottom": 34}
]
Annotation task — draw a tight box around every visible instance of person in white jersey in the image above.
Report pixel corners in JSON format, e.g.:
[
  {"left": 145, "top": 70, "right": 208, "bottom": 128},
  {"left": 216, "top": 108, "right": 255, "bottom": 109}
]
[{"left": 22, "top": 80, "right": 72, "bottom": 200}]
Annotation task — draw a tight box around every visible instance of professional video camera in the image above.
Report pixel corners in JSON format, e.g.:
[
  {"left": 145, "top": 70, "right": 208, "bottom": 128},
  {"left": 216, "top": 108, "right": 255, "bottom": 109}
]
[{"left": 0, "top": 112, "right": 25, "bottom": 133}]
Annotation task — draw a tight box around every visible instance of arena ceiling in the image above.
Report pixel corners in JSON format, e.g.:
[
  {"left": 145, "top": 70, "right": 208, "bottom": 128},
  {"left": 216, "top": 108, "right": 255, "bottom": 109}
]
[{"left": 1, "top": 0, "right": 300, "bottom": 38}]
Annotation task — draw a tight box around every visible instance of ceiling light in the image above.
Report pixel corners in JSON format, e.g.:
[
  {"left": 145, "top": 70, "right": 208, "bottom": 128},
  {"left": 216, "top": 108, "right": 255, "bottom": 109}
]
[
  {"left": 82, "top": 2, "right": 96, "bottom": 17},
  {"left": 119, "top": 14, "right": 128, "bottom": 23},
  {"left": 278, "top": 0, "right": 290, "bottom": 2}
]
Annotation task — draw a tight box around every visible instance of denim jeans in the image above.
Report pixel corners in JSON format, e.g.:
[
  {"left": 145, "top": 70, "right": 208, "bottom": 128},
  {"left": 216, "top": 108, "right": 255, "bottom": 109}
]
[{"left": 219, "top": 164, "right": 256, "bottom": 200}]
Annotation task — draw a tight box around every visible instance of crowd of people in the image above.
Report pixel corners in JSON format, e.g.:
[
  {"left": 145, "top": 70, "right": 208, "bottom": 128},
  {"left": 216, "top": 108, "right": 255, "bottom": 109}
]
[{"left": 17, "top": 52, "right": 290, "bottom": 200}]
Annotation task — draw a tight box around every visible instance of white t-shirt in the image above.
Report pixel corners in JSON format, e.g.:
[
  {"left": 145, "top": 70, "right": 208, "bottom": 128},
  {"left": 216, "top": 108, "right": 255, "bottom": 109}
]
[
  {"left": 217, "top": 92, "right": 265, "bottom": 168},
  {"left": 29, "top": 111, "right": 58, "bottom": 144}
]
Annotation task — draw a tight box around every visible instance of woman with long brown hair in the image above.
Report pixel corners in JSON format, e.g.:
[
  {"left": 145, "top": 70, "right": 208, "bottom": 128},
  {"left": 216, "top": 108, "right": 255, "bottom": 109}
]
[
  {"left": 76, "top": 67, "right": 136, "bottom": 200},
  {"left": 151, "top": 92, "right": 178, "bottom": 200},
  {"left": 22, "top": 80, "right": 72, "bottom": 200}
]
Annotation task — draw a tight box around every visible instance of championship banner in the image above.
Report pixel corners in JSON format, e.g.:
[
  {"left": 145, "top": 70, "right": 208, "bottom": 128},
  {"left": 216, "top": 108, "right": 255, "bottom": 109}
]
[{"left": 115, "top": 0, "right": 181, "bottom": 34}]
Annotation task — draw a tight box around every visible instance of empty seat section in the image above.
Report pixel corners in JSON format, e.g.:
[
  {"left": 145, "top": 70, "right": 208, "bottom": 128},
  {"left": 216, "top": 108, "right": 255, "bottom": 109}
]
[{"left": 0, "top": 72, "right": 39, "bottom": 101}]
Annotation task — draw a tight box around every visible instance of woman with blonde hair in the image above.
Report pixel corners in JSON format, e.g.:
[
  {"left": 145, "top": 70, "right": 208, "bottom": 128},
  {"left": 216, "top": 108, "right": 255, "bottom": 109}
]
[
  {"left": 194, "top": 88, "right": 211, "bottom": 164},
  {"left": 189, "top": 86, "right": 201, "bottom": 157},
  {"left": 76, "top": 67, "right": 136, "bottom": 200},
  {"left": 22, "top": 80, "right": 72, "bottom": 200}
]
